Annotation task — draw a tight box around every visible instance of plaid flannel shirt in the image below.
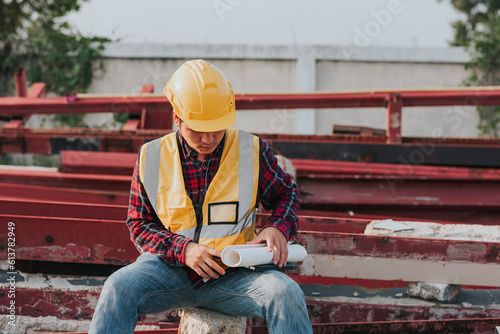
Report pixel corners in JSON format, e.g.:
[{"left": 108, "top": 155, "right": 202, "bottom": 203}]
[{"left": 126, "top": 131, "right": 300, "bottom": 287}]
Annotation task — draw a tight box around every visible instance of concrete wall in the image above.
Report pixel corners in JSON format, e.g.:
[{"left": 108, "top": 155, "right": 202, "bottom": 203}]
[
  {"left": 316, "top": 60, "right": 474, "bottom": 137},
  {"left": 88, "top": 43, "right": 477, "bottom": 137}
]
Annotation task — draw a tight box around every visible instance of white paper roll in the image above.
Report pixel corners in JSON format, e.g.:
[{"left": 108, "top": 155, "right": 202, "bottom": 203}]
[{"left": 221, "top": 244, "right": 307, "bottom": 267}]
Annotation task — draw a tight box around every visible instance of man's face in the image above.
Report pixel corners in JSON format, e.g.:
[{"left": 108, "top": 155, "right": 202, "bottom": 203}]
[{"left": 174, "top": 114, "right": 225, "bottom": 158}]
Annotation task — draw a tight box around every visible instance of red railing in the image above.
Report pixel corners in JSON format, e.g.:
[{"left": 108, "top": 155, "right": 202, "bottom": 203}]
[{"left": 3, "top": 76, "right": 500, "bottom": 145}]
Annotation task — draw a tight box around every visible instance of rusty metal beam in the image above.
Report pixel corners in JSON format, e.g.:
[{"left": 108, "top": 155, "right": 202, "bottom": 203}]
[
  {"left": 4, "top": 286, "right": 500, "bottom": 333},
  {"left": 3, "top": 127, "right": 500, "bottom": 146},
  {"left": 293, "top": 159, "right": 500, "bottom": 180},
  {"left": 4, "top": 155, "right": 500, "bottom": 224},
  {"left": 122, "top": 118, "right": 141, "bottom": 131},
  {"left": 0, "top": 287, "right": 179, "bottom": 325},
  {"left": 298, "top": 177, "right": 500, "bottom": 210},
  {"left": 0, "top": 127, "right": 165, "bottom": 154},
  {"left": 0, "top": 167, "right": 131, "bottom": 192},
  {"left": 59, "top": 150, "right": 137, "bottom": 175},
  {"left": 0, "top": 213, "right": 342, "bottom": 265},
  {"left": 27, "top": 82, "right": 47, "bottom": 98},
  {"left": 305, "top": 301, "right": 500, "bottom": 332},
  {"left": 3, "top": 88, "right": 500, "bottom": 117},
  {"left": 0, "top": 182, "right": 128, "bottom": 205},
  {"left": 308, "top": 318, "right": 500, "bottom": 334},
  {"left": 0, "top": 214, "right": 137, "bottom": 265},
  {"left": 385, "top": 94, "right": 402, "bottom": 144},
  {"left": 0, "top": 96, "right": 171, "bottom": 116},
  {"left": 4, "top": 119, "right": 24, "bottom": 129},
  {"left": 58, "top": 152, "right": 500, "bottom": 180},
  {"left": 3, "top": 213, "right": 500, "bottom": 276},
  {"left": 235, "top": 88, "right": 500, "bottom": 110},
  {"left": 4, "top": 127, "right": 500, "bottom": 157},
  {"left": 15, "top": 67, "right": 27, "bottom": 98},
  {"left": 294, "top": 229, "right": 500, "bottom": 265},
  {"left": 0, "top": 198, "right": 127, "bottom": 221},
  {"left": 271, "top": 139, "right": 500, "bottom": 168},
  {"left": 332, "top": 124, "right": 385, "bottom": 136}
]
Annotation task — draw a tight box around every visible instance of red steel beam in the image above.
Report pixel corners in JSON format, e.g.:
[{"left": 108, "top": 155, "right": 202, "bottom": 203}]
[
  {"left": 0, "top": 287, "right": 179, "bottom": 325},
  {"left": 293, "top": 159, "right": 500, "bottom": 180},
  {"left": 0, "top": 182, "right": 128, "bottom": 205},
  {"left": 122, "top": 118, "right": 141, "bottom": 131},
  {"left": 305, "top": 302, "right": 500, "bottom": 332},
  {"left": 4, "top": 157, "right": 500, "bottom": 221},
  {"left": 2, "top": 213, "right": 500, "bottom": 266},
  {"left": 295, "top": 230, "right": 500, "bottom": 265},
  {"left": 385, "top": 94, "right": 402, "bottom": 144},
  {"left": 56, "top": 151, "right": 500, "bottom": 180},
  {"left": 15, "top": 151, "right": 500, "bottom": 183},
  {"left": 3, "top": 155, "right": 500, "bottom": 225},
  {"left": 27, "top": 82, "right": 47, "bottom": 98},
  {"left": 298, "top": 177, "right": 500, "bottom": 209},
  {"left": 140, "top": 85, "right": 154, "bottom": 94},
  {"left": 3, "top": 88, "right": 500, "bottom": 116},
  {"left": 0, "top": 167, "right": 131, "bottom": 192},
  {"left": 308, "top": 318, "right": 500, "bottom": 334},
  {"left": 3, "top": 287, "right": 500, "bottom": 333},
  {"left": 3, "top": 127, "right": 500, "bottom": 156},
  {"left": 0, "top": 96, "right": 171, "bottom": 116},
  {"left": 3, "top": 127, "right": 500, "bottom": 146},
  {"left": 59, "top": 150, "right": 137, "bottom": 175},
  {"left": 0, "top": 214, "right": 137, "bottom": 265},
  {"left": 0, "top": 127, "right": 167, "bottom": 154},
  {"left": 4, "top": 119, "right": 23, "bottom": 129},
  {"left": 14, "top": 67, "right": 27, "bottom": 98},
  {"left": 0, "top": 198, "right": 127, "bottom": 221},
  {"left": 236, "top": 89, "right": 500, "bottom": 109}
]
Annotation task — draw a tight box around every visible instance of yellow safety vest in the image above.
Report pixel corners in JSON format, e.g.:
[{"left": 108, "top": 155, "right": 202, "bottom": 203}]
[{"left": 138, "top": 128, "right": 260, "bottom": 252}]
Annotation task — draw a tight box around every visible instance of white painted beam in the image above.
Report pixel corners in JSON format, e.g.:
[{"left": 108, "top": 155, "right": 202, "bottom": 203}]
[{"left": 301, "top": 254, "right": 500, "bottom": 287}]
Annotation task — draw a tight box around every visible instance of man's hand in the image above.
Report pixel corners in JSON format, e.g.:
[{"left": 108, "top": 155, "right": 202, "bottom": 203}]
[
  {"left": 247, "top": 227, "right": 288, "bottom": 267},
  {"left": 184, "top": 242, "right": 226, "bottom": 280}
]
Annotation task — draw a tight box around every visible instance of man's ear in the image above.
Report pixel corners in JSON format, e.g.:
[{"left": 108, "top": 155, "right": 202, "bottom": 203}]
[{"left": 173, "top": 113, "right": 181, "bottom": 127}]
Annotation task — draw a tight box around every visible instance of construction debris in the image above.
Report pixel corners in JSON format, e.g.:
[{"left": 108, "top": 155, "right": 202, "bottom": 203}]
[{"left": 406, "top": 282, "right": 462, "bottom": 302}]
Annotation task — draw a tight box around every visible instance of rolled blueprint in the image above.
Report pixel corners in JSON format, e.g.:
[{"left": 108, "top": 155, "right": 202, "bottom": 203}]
[{"left": 221, "top": 243, "right": 307, "bottom": 267}]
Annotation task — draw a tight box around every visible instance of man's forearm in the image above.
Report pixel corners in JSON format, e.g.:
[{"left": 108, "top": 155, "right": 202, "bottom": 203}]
[{"left": 127, "top": 217, "right": 191, "bottom": 265}]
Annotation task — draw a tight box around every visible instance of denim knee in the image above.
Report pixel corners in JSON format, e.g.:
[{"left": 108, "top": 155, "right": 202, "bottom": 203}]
[
  {"left": 263, "top": 272, "right": 304, "bottom": 304},
  {"left": 99, "top": 268, "right": 137, "bottom": 304}
]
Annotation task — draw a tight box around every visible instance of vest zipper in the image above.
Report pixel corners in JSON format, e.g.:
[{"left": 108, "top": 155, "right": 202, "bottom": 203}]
[{"left": 193, "top": 203, "right": 203, "bottom": 243}]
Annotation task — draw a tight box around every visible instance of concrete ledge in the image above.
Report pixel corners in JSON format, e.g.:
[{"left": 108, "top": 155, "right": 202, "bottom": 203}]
[
  {"left": 179, "top": 308, "right": 247, "bottom": 334},
  {"left": 103, "top": 43, "right": 470, "bottom": 64}
]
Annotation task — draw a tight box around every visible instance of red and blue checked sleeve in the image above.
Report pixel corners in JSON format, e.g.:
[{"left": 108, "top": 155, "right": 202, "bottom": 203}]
[{"left": 258, "top": 139, "right": 301, "bottom": 240}]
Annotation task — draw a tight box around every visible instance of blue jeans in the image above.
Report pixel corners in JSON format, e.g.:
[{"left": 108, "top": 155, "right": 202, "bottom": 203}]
[{"left": 89, "top": 252, "right": 312, "bottom": 334}]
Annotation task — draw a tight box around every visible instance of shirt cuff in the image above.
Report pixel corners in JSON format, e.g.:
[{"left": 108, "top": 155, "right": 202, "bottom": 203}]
[
  {"left": 173, "top": 235, "right": 193, "bottom": 266},
  {"left": 263, "top": 218, "right": 291, "bottom": 241}
]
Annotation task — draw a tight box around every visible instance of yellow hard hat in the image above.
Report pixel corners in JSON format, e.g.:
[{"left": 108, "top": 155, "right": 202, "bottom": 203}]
[{"left": 164, "top": 59, "right": 236, "bottom": 132}]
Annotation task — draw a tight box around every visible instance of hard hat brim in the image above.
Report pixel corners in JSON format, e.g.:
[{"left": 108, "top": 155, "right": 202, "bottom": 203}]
[{"left": 182, "top": 108, "right": 236, "bottom": 132}]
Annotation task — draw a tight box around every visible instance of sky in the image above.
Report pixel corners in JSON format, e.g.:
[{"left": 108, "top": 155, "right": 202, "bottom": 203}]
[{"left": 66, "top": 0, "right": 463, "bottom": 48}]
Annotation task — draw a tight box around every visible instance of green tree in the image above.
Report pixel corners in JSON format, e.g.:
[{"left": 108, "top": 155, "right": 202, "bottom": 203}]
[
  {"left": 447, "top": 0, "right": 500, "bottom": 136},
  {"left": 0, "top": 0, "right": 109, "bottom": 102}
]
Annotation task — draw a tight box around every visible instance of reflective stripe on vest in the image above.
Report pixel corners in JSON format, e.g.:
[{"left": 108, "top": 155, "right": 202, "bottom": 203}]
[{"left": 138, "top": 128, "right": 260, "bottom": 252}]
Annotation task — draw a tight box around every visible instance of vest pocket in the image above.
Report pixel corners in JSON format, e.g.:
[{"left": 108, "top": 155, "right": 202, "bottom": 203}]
[
  {"left": 161, "top": 192, "right": 187, "bottom": 209},
  {"left": 158, "top": 192, "right": 194, "bottom": 236},
  {"left": 208, "top": 202, "right": 239, "bottom": 225}
]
